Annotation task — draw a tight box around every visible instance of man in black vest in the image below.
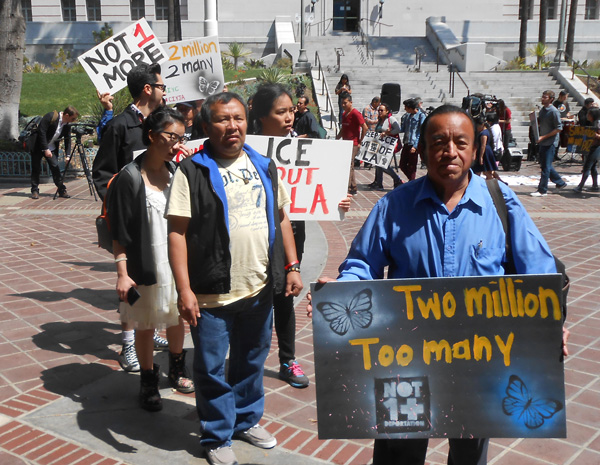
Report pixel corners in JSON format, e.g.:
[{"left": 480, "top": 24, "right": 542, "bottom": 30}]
[{"left": 30, "top": 106, "right": 79, "bottom": 199}]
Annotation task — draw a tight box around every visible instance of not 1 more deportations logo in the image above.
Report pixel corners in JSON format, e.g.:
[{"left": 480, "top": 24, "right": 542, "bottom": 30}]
[{"left": 375, "top": 377, "right": 431, "bottom": 433}]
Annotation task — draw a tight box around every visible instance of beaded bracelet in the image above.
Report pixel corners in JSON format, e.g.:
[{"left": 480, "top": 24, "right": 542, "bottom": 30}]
[
  {"left": 286, "top": 265, "right": 301, "bottom": 273},
  {"left": 284, "top": 260, "right": 300, "bottom": 271}
]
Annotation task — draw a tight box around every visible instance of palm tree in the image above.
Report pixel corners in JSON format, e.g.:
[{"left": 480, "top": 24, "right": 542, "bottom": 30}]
[
  {"left": 519, "top": 0, "right": 530, "bottom": 59},
  {"left": 565, "top": 0, "right": 578, "bottom": 61},
  {"left": 0, "top": 0, "right": 26, "bottom": 140},
  {"left": 528, "top": 42, "right": 553, "bottom": 69},
  {"left": 223, "top": 42, "right": 251, "bottom": 70}
]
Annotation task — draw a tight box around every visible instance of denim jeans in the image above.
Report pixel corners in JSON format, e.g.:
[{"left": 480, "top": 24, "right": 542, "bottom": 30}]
[
  {"left": 374, "top": 165, "right": 400, "bottom": 186},
  {"left": 191, "top": 284, "right": 273, "bottom": 447},
  {"left": 537, "top": 144, "right": 565, "bottom": 194}
]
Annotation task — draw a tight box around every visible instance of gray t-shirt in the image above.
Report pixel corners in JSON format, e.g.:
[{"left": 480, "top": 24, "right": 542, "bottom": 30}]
[{"left": 538, "top": 105, "right": 563, "bottom": 147}]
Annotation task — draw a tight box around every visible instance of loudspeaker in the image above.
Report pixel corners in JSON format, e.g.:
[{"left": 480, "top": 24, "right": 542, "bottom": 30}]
[
  {"left": 380, "top": 83, "right": 401, "bottom": 113},
  {"left": 500, "top": 147, "right": 523, "bottom": 172}
]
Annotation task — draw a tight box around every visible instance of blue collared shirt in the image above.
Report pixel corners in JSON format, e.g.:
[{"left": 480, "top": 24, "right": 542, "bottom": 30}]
[
  {"left": 338, "top": 173, "right": 556, "bottom": 281},
  {"left": 400, "top": 110, "right": 426, "bottom": 146}
]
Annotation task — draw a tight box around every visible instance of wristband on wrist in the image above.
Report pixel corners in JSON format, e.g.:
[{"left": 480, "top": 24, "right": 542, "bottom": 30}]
[
  {"left": 286, "top": 264, "right": 301, "bottom": 273},
  {"left": 115, "top": 257, "right": 127, "bottom": 263},
  {"left": 284, "top": 260, "right": 299, "bottom": 271}
]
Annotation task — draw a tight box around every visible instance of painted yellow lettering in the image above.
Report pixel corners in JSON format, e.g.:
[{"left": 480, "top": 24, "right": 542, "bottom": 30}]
[
  {"left": 495, "top": 332, "right": 514, "bottom": 366},
  {"left": 452, "top": 339, "right": 472, "bottom": 360},
  {"left": 378, "top": 345, "right": 395, "bottom": 367},
  {"left": 464, "top": 287, "right": 493, "bottom": 317},
  {"left": 442, "top": 291, "right": 456, "bottom": 318},
  {"left": 524, "top": 293, "right": 539, "bottom": 317},
  {"left": 349, "top": 338, "right": 379, "bottom": 370},
  {"left": 396, "top": 345, "right": 414, "bottom": 366},
  {"left": 473, "top": 335, "right": 492, "bottom": 361},
  {"left": 423, "top": 339, "right": 451, "bottom": 365},
  {"left": 538, "top": 287, "right": 562, "bottom": 320},
  {"left": 416, "top": 293, "right": 441, "bottom": 319},
  {"left": 392, "top": 285, "right": 422, "bottom": 320},
  {"left": 168, "top": 44, "right": 180, "bottom": 61}
]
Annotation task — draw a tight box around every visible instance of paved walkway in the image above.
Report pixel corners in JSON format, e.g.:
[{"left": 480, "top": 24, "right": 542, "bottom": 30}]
[{"left": 0, "top": 157, "right": 599, "bottom": 465}]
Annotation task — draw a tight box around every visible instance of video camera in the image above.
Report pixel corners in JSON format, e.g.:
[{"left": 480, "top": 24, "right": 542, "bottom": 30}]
[
  {"left": 71, "top": 124, "right": 96, "bottom": 137},
  {"left": 462, "top": 93, "right": 498, "bottom": 118}
]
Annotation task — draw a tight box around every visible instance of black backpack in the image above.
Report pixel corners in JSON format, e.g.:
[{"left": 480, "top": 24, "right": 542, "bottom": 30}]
[{"left": 18, "top": 111, "right": 58, "bottom": 152}]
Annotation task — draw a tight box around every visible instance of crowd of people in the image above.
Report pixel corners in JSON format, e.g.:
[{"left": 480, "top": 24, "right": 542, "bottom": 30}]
[{"left": 23, "top": 64, "right": 583, "bottom": 465}]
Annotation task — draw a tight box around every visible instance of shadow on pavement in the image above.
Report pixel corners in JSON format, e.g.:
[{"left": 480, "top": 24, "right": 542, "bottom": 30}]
[{"left": 12, "top": 288, "right": 117, "bottom": 311}]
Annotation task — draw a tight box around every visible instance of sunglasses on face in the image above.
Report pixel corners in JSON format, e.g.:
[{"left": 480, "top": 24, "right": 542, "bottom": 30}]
[{"left": 160, "top": 131, "right": 188, "bottom": 144}]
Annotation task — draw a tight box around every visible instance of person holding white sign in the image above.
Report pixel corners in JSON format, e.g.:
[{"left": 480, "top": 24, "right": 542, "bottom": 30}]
[{"left": 368, "top": 102, "right": 402, "bottom": 190}]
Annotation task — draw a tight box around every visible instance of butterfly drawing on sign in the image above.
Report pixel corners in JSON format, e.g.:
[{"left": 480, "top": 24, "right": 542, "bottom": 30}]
[
  {"left": 198, "top": 76, "right": 220, "bottom": 95},
  {"left": 316, "top": 289, "right": 373, "bottom": 336},
  {"left": 501, "top": 374, "right": 563, "bottom": 429}
]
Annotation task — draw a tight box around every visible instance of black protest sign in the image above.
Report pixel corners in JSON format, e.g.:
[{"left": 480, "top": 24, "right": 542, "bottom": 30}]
[
  {"left": 566, "top": 126, "right": 597, "bottom": 155},
  {"left": 311, "top": 275, "right": 566, "bottom": 440}
]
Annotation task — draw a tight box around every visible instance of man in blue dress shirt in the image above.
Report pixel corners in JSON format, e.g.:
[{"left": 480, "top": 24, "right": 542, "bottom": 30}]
[{"left": 309, "top": 105, "right": 568, "bottom": 465}]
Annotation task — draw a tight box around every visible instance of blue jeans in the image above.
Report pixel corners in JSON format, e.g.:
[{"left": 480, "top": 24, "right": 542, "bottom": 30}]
[
  {"left": 191, "top": 284, "right": 273, "bottom": 447},
  {"left": 537, "top": 144, "right": 565, "bottom": 194},
  {"left": 374, "top": 165, "right": 400, "bottom": 186}
]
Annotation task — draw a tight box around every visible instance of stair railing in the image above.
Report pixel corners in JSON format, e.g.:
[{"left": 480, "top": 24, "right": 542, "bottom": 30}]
[
  {"left": 357, "top": 23, "right": 374, "bottom": 65},
  {"left": 314, "top": 51, "right": 339, "bottom": 131},
  {"left": 415, "top": 46, "right": 426, "bottom": 72},
  {"left": 448, "top": 63, "right": 470, "bottom": 99},
  {"left": 564, "top": 51, "right": 599, "bottom": 96}
]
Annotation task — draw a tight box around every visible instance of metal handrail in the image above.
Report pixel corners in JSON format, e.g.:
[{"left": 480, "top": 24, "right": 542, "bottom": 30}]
[
  {"left": 564, "top": 51, "right": 599, "bottom": 95},
  {"left": 357, "top": 23, "right": 374, "bottom": 65},
  {"left": 314, "top": 51, "right": 338, "bottom": 131},
  {"left": 415, "top": 46, "right": 426, "bottom": 71},
  {"left": 448, "top": 63, "right": 470, "bottom": 99}
]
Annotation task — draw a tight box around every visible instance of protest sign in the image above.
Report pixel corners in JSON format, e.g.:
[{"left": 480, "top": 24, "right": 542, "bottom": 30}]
[
  {"left": 162, "top": 36, "right": 224, "bottom": 104},
  {"left": 78, "top": 18, "right": 167, "bottom": 94},
  {"left": 355, "top": 130, "right": 398, "bottom": 169},
  {"left": 184, "top": 135, "right": 353, "bottom": 221},
  {"left": 311, "top": 275, "right": 566, "bottom": 439},
  {"left": 566, "top": 125, "right": 597, "bottom": 155},
  {"left": 529, "top": 111, "right": 539, "bottom": 143}
]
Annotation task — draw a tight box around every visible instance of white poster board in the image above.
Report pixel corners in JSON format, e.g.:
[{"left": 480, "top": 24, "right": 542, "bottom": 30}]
[
  {"left": 162, "top": 36, "right": 224, "bottom": 104},
  {"left": 182, "top": 135, "right": 353, "bottom": 221},
  {"left": 356, "top": 131, "right": 398, "bottom": 169},
  {"left": 78, "top": 18, "right": 167, "bottom": 94}
]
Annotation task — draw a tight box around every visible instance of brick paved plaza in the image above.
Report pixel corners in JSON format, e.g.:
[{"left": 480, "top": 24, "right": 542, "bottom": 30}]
[{"left": 0, "top": 158, "right": 599, "bottom": 465}]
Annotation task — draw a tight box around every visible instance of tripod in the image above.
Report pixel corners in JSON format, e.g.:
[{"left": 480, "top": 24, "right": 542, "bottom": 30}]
[{"left": 54, "top": 132, "right": 98, "bottom": 201}]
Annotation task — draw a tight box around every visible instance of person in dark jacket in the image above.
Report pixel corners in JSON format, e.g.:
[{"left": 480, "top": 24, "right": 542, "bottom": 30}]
[
  {"left": 166, "top": 92, "right": 302, "bottom": 465},
  {"left": 92, "top": 63, "right": 166, "bottom": 201},
  {"left": 294, "top": 96, "right": 321, "bottom": 138},
  {"left": 109, "top": 106, "right": 194, "bottom": 412},
  {"left": 30, "top": 106, "right": 79, "bottom": 199},
  {"left": 92, "top": 63, "right": 167, "bottom": 374}
]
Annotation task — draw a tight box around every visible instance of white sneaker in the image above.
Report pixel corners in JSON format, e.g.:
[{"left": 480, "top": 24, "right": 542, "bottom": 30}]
[
  {"left": 118, "top": 343, "right": 140, "bottom": 372},
  {"left": 234, "top": 424, "right": 277, "bottom": 449},
  {"left": 530, "top": 191, "right": 547, "bottom": 197},
  {"left": 205, "top": 445, "right": 238, "bottom": 465}
]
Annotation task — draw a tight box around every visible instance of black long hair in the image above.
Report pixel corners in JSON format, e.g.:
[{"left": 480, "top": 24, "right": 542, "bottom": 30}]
[{"left": 248, "top": 84, "right": 293, "bottom": 135}]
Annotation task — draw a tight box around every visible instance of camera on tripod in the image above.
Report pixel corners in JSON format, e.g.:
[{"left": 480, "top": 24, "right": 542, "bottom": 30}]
[{"left": 71, "top": 124, "right": 96, "bottom": 138}]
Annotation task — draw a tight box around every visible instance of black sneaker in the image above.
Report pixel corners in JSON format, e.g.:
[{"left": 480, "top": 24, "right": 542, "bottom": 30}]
[
  {"left": 279, "top": 360, "right": 309, "bottom": 388},
  {"left": 58, "top": 190, "right": 70, "bottom": 198}
]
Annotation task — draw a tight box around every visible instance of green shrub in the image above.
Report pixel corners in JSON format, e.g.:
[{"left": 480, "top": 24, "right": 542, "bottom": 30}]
[{"left": 258, "top": 68, "right": 286, "bottom": 84}]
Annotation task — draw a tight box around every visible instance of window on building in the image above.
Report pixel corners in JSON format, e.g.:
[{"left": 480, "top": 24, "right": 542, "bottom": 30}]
[
  {"left": 131, "top": 0, "right": 146, "bottom": 20},
  {"left": 155, "top": 0, "right": 169, "bottom": 20},
  {"left": 21, "top": 0, "right": 33, "bottom": 21},
  {"left": 585, "top": 0, "right": 599, "bottom": 19},
  {"left": 547, "top": 0, "right": 558, "bottom": 19},
  {"left": 86, "top": 0, "right": 101, "bottom": 21},
  {"left": 61, "top": 0, "right": 77, "bottom": 21}
]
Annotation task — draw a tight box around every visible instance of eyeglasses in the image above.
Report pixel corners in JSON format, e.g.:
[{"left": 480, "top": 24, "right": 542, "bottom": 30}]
[
  {"left": 150, "top": 83, "right": 167, "bottom": 92},
  {"left": 160, "top": 131, "right": 188, "bottom": 144},
  {"left": 377, "top": 109, "right": 386, "bottom": 112}
]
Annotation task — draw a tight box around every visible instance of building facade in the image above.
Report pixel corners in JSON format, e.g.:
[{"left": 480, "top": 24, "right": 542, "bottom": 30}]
[{"left": 22, "top": 0, "right": 600, "bottom": 64}]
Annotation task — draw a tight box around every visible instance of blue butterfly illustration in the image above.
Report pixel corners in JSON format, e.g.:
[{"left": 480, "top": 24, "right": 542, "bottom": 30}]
[
  {"left": 316, "top": 289, "right": 373, "bottom": 336},
  {"left": 502, "top": 374, "right": 563, "bottom": 429}
]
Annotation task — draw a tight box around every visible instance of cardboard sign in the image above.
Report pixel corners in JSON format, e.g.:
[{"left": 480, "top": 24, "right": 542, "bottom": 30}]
[
  {"left": 78, "top": 18, "right": 167, "bottom": 94},
  {"left": 162, "top": 36, "right": 224, "bottom": 104},
  {"left": 356, "top": 131, "right": 398, "bottom": 169},
  {"left": 566, "top": 125, "right": 597, "bottom": 155},
  {"left": 311, "top": 275, "right": 566, "bottom": 440},
  {"left": 529, "top": 111, "right": 540, "bottom": 143},
  {"left": 184, "top": 135, "right": 353, "bottom": 221}
]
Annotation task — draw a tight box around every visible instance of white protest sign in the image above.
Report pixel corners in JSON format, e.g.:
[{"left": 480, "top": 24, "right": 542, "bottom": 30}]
[
  {"left": 78, "top": 18, "right": 167, "bottom": 94},
  {"left": 356, "top": 130, "right": 398, "bottom": 169},
  {"left": 183, "top": 135, "right": 353, "bottom": 221},
  {"left": 162, "top": 36, "right": 224, "bottom": 104}
]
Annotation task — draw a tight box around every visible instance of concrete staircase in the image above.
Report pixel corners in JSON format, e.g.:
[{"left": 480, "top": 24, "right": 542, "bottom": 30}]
[{"left": 307, "top": 34, "right": 581, "bottom": 150}]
